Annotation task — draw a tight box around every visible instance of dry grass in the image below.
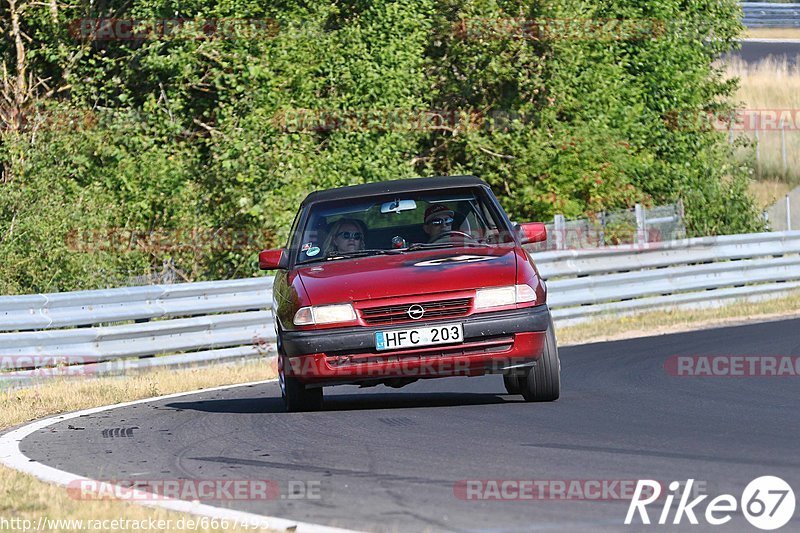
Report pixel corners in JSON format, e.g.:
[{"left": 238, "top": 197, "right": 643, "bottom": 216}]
[
  {"left": 748, "top": 179, "right": 793, "bottom": 208},
  {"left": 1, "top": 360, "right": 278, "bottom": 533},
  {"left": 1, "top": 360, "right": 277, "bottom": 430},
  {"left": 726, "top": 56, "right": 800, "bottom": 183},
  {"left": 557, "top": 290, "right": 800, "bottom": 345},
  {"left": 728, "top": 56, "right": 800, "bottom": 110},
  {"left": 0, "top": 470, "right": 277, "bottom": 533}
]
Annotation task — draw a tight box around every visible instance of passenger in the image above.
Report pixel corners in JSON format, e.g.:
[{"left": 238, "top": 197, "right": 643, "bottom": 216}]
[
  {"left": 323, "top": 218, "right": 367, "bottom": 255},
  {"left": 422, "top": 204, "right": 454, "bottom": 242}
]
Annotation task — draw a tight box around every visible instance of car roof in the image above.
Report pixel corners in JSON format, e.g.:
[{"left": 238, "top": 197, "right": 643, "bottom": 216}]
[{"left": 302, "top": 175, "right": 489, "bottom": 205}]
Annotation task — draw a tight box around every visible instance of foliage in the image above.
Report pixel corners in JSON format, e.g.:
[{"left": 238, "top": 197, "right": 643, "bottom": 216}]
[{"left": 0, "top": 0, "right": 763, "bottom": 293}]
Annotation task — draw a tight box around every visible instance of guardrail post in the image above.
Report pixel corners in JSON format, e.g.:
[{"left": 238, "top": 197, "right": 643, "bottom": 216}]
[
  {"left": 554, "top": 214, "right": 566, "bottom": 250},
  {"left": 635, "top": 204, "right": 647, "bottom": 245},
  {"left": 599, "top": 211, "right": 606, "bottom": 247}
]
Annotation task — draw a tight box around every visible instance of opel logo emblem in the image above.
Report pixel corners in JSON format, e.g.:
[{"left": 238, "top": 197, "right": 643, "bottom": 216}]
[{"left": 407, "top": 304, "right": 425, "bottom": 320}]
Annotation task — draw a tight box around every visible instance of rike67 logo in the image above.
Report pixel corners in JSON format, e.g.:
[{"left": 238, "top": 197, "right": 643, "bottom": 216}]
[{"left": 625, "top": 477, "right": 796, "bottom": 530}]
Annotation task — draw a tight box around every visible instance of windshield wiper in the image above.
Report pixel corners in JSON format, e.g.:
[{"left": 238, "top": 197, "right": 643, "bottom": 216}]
[
  {"left": 404, "top": 242, "right": 458, "bottom": 252},
  {"left": 324, "top": 249, "right": 401, "bottom": 261}
]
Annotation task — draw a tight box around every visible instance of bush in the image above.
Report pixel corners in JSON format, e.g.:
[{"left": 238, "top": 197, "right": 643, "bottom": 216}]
[{"left": 0, "top": 0, "right": 763, "bottom": 293}]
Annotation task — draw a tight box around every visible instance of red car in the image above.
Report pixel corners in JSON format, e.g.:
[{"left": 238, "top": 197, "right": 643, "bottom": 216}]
[{"left": 259, "top": 175, "right": 560, "bottom": 411}]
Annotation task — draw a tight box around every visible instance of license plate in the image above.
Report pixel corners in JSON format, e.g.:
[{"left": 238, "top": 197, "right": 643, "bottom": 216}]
[{"left": 375, "top": 323, "right": 463, "bottom": 351}]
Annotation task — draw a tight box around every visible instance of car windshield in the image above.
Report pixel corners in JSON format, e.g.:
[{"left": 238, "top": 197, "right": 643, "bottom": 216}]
[{"left": 294, "top": 188, "right": 513, "bottom": 264}]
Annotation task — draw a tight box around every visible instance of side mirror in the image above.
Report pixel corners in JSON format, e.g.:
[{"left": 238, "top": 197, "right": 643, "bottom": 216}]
[
  {"left": 518, "top": 222, "right": 547, "bottom": 244},
  {"left": 259, "top": 248, "right": 288, "bottom": 270}
]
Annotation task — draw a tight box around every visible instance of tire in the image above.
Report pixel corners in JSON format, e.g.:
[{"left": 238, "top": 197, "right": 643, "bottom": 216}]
[
  {"left": 503, "top": 371, "right": 524, "bottom": 395},
  {"left": 521, "top": 317, "right": 561, "bottom": 402},
  {"left": 283, "top": 375, "right": 323, "bottom": 412},
  {"left": 278, "top": 346, "right": 323, "bottom": 412}
]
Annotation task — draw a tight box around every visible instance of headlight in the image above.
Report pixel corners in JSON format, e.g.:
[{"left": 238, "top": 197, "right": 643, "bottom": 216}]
[
  {"left": 474, "top": 284, "right": 537, "bottom": 310},
  {"left": 293, "top": 303, "right": 357, "bottom": 325},
  {"left": 515, "top": 284, "right": 537, "bottom": 303}
]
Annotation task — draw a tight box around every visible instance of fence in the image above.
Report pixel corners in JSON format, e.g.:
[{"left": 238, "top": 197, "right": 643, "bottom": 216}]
[
  {"left": 765, "top": 186, "right": 800, "bottom": 230},
  {"left": 741, "top": 3, "right": 800, "bottom": 28},
  {"left": 542, "top": 202, "right": 685, "bottom": 251},
  {"left": 726, "top": 118, "right": 800, "bottom": 182},
  {"left": 2, "top": 230, "right": 800, "bottom": 385}
]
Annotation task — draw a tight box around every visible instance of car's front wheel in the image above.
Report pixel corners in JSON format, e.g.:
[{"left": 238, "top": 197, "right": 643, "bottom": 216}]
[
  {"left": 502, "top": 371, "right": 524, "bottom": 395},
  {"left": 520, "top": 318, "right": 561, "bottom": 402},
  {"left": 278, "top": 350, "right": 323, "bottom": 412},
  {"left": 282, "top": 375, "right": 323, "bottom": 412}
]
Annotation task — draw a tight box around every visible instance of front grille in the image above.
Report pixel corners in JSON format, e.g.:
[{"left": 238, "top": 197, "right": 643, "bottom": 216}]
[{"left": 360, "top": 297, "right": 472, "bottom": 326}]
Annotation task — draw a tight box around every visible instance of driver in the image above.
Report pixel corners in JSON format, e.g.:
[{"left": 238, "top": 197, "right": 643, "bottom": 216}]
[{"left": 422, "top": 204, "right": 455, "bottom": 242}]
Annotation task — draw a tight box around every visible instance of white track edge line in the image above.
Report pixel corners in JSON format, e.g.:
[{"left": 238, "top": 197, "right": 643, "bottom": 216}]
[{"left": 0, "top": 378, "right": 358, "bottom": 533}]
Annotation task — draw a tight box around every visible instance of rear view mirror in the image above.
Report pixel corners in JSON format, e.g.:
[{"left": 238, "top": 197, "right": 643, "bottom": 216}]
[
  {"left": 381, "top": 199, "right": 417, "bottom": 214},
  {"left": 518, "top": 222, "right": 547, "bottom": 244},
  {"left": 259, "top": 248, "right": 288, "bottom": 270}
]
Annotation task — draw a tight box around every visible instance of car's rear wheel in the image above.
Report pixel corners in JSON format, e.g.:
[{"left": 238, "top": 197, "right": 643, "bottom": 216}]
[{"left": 521, "top": 317, "right": 561, "bottom": 402}]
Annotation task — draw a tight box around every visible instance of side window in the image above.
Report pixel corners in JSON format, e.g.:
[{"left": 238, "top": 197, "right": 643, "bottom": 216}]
[
  {"left": 291, "top": 210, "right": 327, "bottom": 262},
  {"left": 286, "top": 210, "right": 302, "bottom": 248},
  {"left": 478, "top": 197, "right": 505, "bottom": 243},
  {"left": 462, "top": 209, "right": 479, "bottom": 235}
]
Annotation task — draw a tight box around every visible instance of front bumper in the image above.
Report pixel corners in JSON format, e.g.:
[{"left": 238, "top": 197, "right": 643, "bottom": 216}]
[{"left": 281, "top": 304, "right": 551, "bottom": 384}]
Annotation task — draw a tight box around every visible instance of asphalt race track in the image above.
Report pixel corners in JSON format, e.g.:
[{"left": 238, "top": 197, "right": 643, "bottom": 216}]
[
  {"left": 19, "top": 318, "right": 800, "bottom": 532},
  {"left": 733, "top": 41, "right": 800, "bottom": 66}
]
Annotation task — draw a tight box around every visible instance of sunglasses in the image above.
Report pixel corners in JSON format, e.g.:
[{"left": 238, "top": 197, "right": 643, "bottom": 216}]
[
  {"left": 336, "top": 231, "right": 363, "bottom": 240},
  {"left": 428, "top": 217, "right": 454, "bottom": 226}
]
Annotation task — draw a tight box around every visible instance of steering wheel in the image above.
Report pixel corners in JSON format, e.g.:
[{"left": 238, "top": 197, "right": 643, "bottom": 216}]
[{"left": 431, "top": 230, "right": 480, "bottom": 244}]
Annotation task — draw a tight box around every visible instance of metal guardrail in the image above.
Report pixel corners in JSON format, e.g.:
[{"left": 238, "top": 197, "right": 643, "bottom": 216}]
[
  {"left": 742, "top": 2, "right": 800, "bottom": 28},
  {"left": 0, "top": 278, "right": 273, "bottom": 331},
  {"left": 2, "top": 231, "right": 799, "bottom": 384},
  {"left": 534, "top": 230, "right": 800, "bottom": 323},
  {"left": 0, "top": 278, "right": 276, "bottom": 385}
]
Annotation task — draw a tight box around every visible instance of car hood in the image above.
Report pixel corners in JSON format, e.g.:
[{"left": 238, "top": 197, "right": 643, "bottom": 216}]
[{"left": 296, "top": 246, "right": 518, "bottom": 304}]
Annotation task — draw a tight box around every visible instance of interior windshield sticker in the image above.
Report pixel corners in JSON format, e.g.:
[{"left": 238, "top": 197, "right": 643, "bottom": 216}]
[
  {"left": 301, "top": 242, "right": 313, "bottom": 251},
  {"left": 413, "top": 255, "right": 496, "bottom": 267},
  {"left": 306, "top": 246, "right": 320, "bottom": 257}
]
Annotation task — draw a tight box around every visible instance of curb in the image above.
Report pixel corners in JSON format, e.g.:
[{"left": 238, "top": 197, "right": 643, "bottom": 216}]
[{"left": 0, "top": 379, "right": 358, "bottom": 533}]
